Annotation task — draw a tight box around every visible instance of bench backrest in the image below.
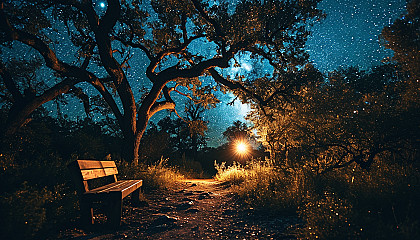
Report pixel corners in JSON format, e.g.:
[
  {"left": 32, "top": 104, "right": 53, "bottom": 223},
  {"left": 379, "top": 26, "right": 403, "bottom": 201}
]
[{"left": 68, "top": 160, "right": 118, "bottom": 194}]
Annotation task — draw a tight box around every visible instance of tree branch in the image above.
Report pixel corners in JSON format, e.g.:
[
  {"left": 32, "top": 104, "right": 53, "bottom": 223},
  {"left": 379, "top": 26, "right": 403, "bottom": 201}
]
[
  {"left": 207, "top": 68, "right": 269, "bottom": 107},
  {"left": 114, "top": 35, "right": 153, "bottom": 61},
  {"left": 158, "top": 56, "right": 229, "bottom": 82},
  {"left": 0, "top": 61, "right": 23, "bottom": 103},
  {"left": 149, "top": 100, "right": 176, "bottom": 117},
  {"left": 190, "top": 0, "right": 224, "bottom": 38},
  {"left": 69, "top": 86, "right": 91, "bottom": 118},
  {"left": 4, "top": 77, "right": 84, "bottom": 135},
  {"left": 99, "top": 0, "right": 121, "bottom": 34},
  {"left": 89, "top": 77, "right": 123, "bottom": 122},
  {"left": 151, "top": 34, "right": 206, "bottom": 74}
]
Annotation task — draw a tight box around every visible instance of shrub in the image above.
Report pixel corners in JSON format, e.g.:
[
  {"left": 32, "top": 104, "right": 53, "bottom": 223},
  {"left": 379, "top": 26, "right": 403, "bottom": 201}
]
[
  {"left": 215, "top": 161, "right": 249, "bottom": 185},
  {"left": 297, "top": 191, "right": 357, "bottom": 239},
  {"left": 118, "top": 157, "right": 185, "bottom": 191},
  {"left": 215, "top": 160, "right": 306, "bottom": 213},
  {"left": 215, "top": 159, "right": 420, "bottom": 239},
  {"left": 0, "top": 182, "right": 53, "bottom": 239},
  {"left": 0, "top": 150, "right": 79, "bottom": 239},
  {"left": 296, "top": 161, "right": 420, "bottom": 239}
]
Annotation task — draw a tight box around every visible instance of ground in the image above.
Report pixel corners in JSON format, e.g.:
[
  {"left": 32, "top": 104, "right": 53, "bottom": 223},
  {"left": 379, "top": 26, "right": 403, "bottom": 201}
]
[{"left": 53, "top": 179, "right": 299, "bottom": 239}]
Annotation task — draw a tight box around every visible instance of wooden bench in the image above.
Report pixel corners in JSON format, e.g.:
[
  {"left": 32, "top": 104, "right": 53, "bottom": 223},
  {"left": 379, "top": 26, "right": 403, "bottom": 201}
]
[{"left": 68, "top": 160, "right": 143, "bottom": 228}]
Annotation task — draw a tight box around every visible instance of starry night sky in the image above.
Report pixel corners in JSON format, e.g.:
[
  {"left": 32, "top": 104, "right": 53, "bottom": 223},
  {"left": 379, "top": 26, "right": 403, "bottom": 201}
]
[
  {"left": 2, "top": 0, "right": 408, "bottom": 147},
  {"left": 208, "top": 0, "right": 407, "bottom": 146},
  {"left": 306, "top": 0, "right": 406, "bottom": 72}
]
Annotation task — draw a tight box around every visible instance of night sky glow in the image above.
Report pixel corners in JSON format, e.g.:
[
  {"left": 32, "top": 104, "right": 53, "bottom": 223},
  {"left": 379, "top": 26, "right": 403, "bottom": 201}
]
[
  {"left": 1, "top": 0, "right": 407, "bottom": 147},
  {"left": 210, "top": 0, "right": 407, "bottom": 146},
  {"left": 306, "top": 0, "right": 406, "bottom": 71}
]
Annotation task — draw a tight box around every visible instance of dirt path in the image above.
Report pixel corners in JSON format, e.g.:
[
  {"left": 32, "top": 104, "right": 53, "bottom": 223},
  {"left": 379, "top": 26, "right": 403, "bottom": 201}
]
[{"left": 56, "top": 179, "right": 299, "bottom": 239}]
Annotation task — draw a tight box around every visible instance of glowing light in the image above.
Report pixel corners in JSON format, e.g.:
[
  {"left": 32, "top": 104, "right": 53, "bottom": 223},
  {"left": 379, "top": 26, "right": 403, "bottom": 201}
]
[
  {"left": 234, "top": 140, "right": 250, "bottom": 158},
  {"left": 242, "top": 62, "right": 252, "bottom": 71},
  {"left": 236, "top": 142, "right": 248, "bottom": 154},
  {"left": 237, "top": 101, "right": 250, "bottom": 116},
  {"left": 99, "top": 2, "right": 106, "bottom": 8}
]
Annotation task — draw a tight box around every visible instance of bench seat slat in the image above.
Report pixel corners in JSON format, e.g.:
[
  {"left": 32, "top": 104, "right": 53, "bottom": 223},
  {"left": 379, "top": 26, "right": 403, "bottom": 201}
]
[
  {"left": 86, "top": 180, "right": 139, "bottom": 193},
  {"left": 85, "top": 180, "right": 143, "bottom": 199}
]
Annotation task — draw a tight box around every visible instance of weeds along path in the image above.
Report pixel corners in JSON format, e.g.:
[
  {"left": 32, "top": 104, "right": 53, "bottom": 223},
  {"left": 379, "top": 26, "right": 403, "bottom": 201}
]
[{"left": 57, "top": 179, "right": 299, "bottom": 239}]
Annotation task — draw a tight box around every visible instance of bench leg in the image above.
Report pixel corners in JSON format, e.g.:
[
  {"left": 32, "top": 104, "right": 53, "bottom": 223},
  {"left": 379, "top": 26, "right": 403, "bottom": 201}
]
[
  {"left": 107, "top": 193, "right": 122, "bottom": 228},
  {"left": 80, "top": 201, "right": 94, "bottom": 227},
  {"left": 131, "top": 188, "right": 142, "bottom": 207}
]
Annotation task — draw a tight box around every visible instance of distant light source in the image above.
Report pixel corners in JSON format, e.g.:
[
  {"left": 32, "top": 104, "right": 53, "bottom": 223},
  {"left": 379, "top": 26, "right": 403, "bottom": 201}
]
[
  {"left": 242, "top": 62, "right": 252, "bottom": 71},
  {"left": 234, "top": 140, "right": 250, "bottom": 158},
  {"left": 99, "top": 2, "right": 106, "bottom": 8},
  {"left": 236, "top": 142, "right": 248, "bottom": 154}
]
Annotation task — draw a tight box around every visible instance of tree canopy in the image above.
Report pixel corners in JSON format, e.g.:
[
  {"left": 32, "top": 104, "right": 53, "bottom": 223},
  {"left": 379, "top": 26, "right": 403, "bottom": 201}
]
[
  {"left": 1, "top": 0, "right": 323, "bottom": 164},
  {"left": 249, "top": 63, "right": 419, "bottom": 172}
]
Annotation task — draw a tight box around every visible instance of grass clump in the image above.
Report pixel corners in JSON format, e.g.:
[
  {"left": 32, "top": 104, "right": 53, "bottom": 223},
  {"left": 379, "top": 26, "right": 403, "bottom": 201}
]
[
  {"left": 215, "top": 159, "right": 420, "bottom": 239},
  {"left": 296, "top": 162, "right": 420, "bottom": 240},
  {"left": 215, "top": 161, "right": 249, "bottom": 185},
  {"left": 215, "top": 160, "right": 305, "bottom": 213},
  {"left": 305, "top": 163, "right": 419, "bottom": 239},
  {"left": 118, "top": 157, "right": 185, "bottom": 191}
]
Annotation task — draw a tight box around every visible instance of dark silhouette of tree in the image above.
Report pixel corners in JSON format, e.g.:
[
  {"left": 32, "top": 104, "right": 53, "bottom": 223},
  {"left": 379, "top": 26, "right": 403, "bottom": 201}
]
[
  {"left": 138, "top": 121, "right": 171, "bottom": 163},
  {"left": 183, "top": 101, "right": 208, "bottom": 155},
  {"left": 250, "top": 64, "right": 419, "bottom": 172},
  {"left": 381, "top": 0, "right": 419, "bottom": 107},
  {"left": 223, "top": 120, "right": 251, "bottom": 143},
  {"left": 0, "top": 0, "right": 323, "bottom": 164},
  {"left": 381, "top": 0, "right": 420, "bottom": 81},
  {"left": 139, "top": 101, "right": 208, "bottom": 162}
]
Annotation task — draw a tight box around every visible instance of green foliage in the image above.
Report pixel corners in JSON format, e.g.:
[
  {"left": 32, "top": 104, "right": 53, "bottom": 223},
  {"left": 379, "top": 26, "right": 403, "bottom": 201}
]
[
  {"left": 138, "top": 101, "right": 214, "bottom": 175},
  {"left": 233, "top": 77, "right": 417, "bottom": 238},
  {"left": 299, "top": 191, "right": 355, "bottom": 240},
  {"left": 227, "top": 61, "right": 419, "bottom": 238},
  {"left": 0, "top": 110, "right": 117, "bottom": 238},
  {"left": 3, "top": 0, "right": 51, "bottom": 34},
  {"left": 222, "top": 120, "right": 252, "bottom": 142},
  {"left": 250, "top": 63, "right": 418, "bottom": 172},
  {"left": 0, "top": 159, "right": 79, "bottom": 240}
]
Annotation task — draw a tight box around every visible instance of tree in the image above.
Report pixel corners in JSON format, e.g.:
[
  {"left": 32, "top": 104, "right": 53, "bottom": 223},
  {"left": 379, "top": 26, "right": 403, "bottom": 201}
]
[
  {"left": 247, "top": 63, "right": 324, "bottom": 166},
  {"left": 250, "top": 64, "right": 419, "bottom": 172},
  {"left": 381, "top": 0, "right": 420, "bottom": 106},
  {"left": 141, "top": 101, "right": 208, "bottom": 161},
  {"left": 138, "top": 121, "right": 171, "bottom": 163},
  {"left": 182, "top": 101, "right": 208, "bottom": 155},
  {"left": 223, "top": 120, "right": 251, "bottom": 142},
  {"left": 0, "top": 0, "right": 323, "bottom": 164},
  {"left": 381, "top": 0, "right": 420, "bottom": 81}
]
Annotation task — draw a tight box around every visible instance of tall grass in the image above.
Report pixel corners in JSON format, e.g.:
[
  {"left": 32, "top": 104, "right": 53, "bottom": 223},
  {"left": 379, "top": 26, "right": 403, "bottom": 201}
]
[
  {"left": 215, "top": 160, "right": 306, "bottom": 213},
  {"left": 215, "top": 159, "right": 420, "bottom": 239},
  {"left": 0, "top": 155, "right": 184, "bottom": 239},
  {"left": 118, "top": 157, "right": 185, "bottom": 191}
]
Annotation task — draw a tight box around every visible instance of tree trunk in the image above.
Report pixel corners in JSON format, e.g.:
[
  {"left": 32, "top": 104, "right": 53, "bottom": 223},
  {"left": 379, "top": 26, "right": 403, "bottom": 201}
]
[
  {"left": 121, "top": 117, "right": 148, "bottom": 165},
  {"left": 120, "top": 130, "right": 143, "bottom": 165}
]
